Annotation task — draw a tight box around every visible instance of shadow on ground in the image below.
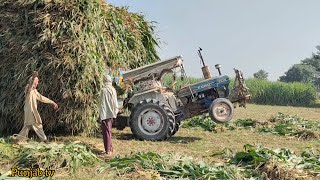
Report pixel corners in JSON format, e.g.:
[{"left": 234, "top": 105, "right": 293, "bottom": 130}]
[
  {"left": 113, "top": 132, "right": 202, "bottom": 144},
  {"left": 167, "top": 136, "right": 202, "bottom": 144}
]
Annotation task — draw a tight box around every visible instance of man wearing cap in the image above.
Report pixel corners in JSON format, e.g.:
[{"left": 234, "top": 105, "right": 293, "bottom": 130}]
[{"left": 99, "top": 75, "right": 118, "bottom": 157}]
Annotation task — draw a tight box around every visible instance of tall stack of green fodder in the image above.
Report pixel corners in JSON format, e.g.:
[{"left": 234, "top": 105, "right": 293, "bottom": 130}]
[{"left": 0, "top": 0, "right": 159, "bottom": 136}]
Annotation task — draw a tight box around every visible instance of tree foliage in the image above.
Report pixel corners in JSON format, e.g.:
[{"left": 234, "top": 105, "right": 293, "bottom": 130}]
[
  {"left": 279, "top": 64, "right": 316, "bottom": 83},
  {"left": 253, "top": 69, "right": 268, "bottom": 80},
  {"left": 302, "top": 46, "right": 320, "bottom": 72},
  {"left": 280, "top": 46, "right": 320, "bottom": 89}
]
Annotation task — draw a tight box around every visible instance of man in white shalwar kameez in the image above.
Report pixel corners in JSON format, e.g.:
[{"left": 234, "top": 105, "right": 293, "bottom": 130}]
[{"left": 16, "top": 71, "right": 58, "bottom": 143}]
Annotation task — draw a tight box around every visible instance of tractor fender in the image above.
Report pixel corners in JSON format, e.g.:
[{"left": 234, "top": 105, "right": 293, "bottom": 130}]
[{"left": 128, "top": 89, "right": 167, "bottom": 107}]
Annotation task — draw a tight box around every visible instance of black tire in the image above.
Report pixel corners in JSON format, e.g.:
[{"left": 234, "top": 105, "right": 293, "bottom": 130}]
[
  {"left": 130, "top": 99, "right": 175, "bottom": 141},
  {"left": 171, "top": 120, "right": 180, "bottom": 136},
  {"left": 209, "top": 98, "right": 234, "bottom": 123}
]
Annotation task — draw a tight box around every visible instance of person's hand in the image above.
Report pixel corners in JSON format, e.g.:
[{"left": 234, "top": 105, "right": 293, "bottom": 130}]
[
  {"left": 118, "top": 108, "right": 124, "bottom": 114},
  {"left": 52, "top": 102, "right": 58, "bottom": 110}
]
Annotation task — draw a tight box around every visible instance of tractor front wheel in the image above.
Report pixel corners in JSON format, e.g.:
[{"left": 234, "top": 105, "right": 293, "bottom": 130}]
[{"left": 209, "top": 98, "right": 234, "bottom": 123}]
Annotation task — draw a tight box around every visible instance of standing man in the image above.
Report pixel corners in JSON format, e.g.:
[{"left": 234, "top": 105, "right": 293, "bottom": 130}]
[
  {"left": 99, "top": 75, "right": 118, "bottom": 157},
  {"left": 16, "top": 71, "right": 58, "bottom": 143}
]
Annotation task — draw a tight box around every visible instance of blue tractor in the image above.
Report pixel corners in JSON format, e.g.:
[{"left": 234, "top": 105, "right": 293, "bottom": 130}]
[{"left": 116, "top": 48, "right": 251, "bottom": 141}]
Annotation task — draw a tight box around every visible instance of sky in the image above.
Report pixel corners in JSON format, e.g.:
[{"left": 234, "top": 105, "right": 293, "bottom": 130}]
[{"left": 107, "top": 0, "right": 320, "bottom": 81}]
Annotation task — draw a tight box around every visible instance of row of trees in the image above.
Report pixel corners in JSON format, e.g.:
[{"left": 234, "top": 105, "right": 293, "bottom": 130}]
[{"left": 253, "top": 46, "right": 320, "bottom": 89}]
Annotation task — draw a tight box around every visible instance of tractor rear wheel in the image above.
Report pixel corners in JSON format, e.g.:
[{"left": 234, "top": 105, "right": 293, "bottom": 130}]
[
  {"left": 209, "top": 98, "right": 234, "bottom": 123},
  {"left": 171, "top": 120, "right": 181, "bottom": 136},
  {"left": 130, "top": 99, "right": 175, "bottom": 141}
]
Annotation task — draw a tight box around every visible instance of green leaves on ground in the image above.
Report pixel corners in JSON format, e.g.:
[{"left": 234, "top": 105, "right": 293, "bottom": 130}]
[
  {"left": 182, "top": 115, "right": 257, "bottom": 132},
  {"left": 258, "top": 113, "right": 320, "bottom": 140},
  {"left": 2, "top": 137, "right": 319, "bottom": 179},
  {"left": 229, "top": 144, "right": 320, "bottom": 177},
  {"left": 181, "top": 115, "right": 218, "bottom": 132},
  {"left": 0, "top": 138, "right": 20, "bottom": 163},
  {"left": 183, "top": 113, "right": 319, "bottom": 140},
  {"left": 98, "top": 152, "right": 245, "bottom": 179},
  {"left": 0, "top": 139, "right": 99, "bottom": 175},
  {"left": 17, "top": 142, "right": 99, "bottom": 172},
  {"left": 98, "top": 145, "right": 320, "bottom": 179}
]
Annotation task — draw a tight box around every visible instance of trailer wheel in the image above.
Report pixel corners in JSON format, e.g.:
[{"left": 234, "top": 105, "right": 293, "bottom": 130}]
[
  {"left": 209, "top": 98, "right": 234, "bottom": 123},
  {"left": 130, "top": 99, "right": 175, "bottom": 141}
]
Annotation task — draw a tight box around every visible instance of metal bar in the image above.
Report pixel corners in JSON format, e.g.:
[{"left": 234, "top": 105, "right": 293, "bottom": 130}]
[{"left": 181, "top": 64, "right": 195, "bottom": 100}]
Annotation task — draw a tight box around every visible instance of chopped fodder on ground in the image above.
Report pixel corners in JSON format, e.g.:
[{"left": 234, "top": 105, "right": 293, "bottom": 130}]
[{"left": 258, "top": 113, "right": 320, "bottom": 140}]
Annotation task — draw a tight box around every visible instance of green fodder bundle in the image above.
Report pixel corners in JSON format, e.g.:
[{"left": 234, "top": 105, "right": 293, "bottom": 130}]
[
  {"left": 0, "top": 0, "right": 159, "bottom": 135},
  {"left": 231, "top": 79, "right": 317, "bottom": 106},
  {"left": 17, "top": 142, "right": 99, "bottom": 172}
]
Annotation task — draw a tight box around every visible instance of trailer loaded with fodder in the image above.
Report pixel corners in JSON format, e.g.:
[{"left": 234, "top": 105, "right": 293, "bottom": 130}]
[{"left": 0, "top": 0, "right": 159, "bottom": 136}]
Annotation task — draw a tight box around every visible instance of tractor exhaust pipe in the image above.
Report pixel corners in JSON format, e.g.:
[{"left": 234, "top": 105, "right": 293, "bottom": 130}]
[
  {"left": 198, "top": 47, "right": 212, "bottom": 79},
  {"left": 201, "top": 66, "right": 212, "bottom": 79},
  {"left": 215, "top": 64, "right": 222, "bottom": 76}
]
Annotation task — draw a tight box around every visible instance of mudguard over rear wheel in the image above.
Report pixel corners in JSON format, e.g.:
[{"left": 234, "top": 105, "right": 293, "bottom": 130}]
[
  {"left": 130, "top": 99, "right": 175, "bottom": 141},
  {"left": 209, "top": 98, "right": 234, "bottom": 123}
]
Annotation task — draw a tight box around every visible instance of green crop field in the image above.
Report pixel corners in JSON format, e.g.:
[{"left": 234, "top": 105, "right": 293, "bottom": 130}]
[{"left": 1, "top": 104, "right": 319, "bottom": 179}]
